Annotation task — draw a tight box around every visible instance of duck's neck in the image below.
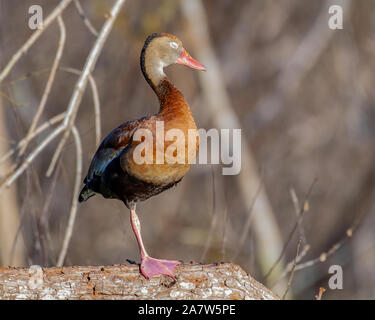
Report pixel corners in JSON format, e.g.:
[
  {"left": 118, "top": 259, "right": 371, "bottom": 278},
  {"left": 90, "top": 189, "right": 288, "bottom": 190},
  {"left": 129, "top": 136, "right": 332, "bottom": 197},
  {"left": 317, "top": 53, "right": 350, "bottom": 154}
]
[
  {"left": 141, "top": 55, "right": 187, "bottom": 114},
  {"left": 146, "top": 75, "right": 184, "bottom": 114}
]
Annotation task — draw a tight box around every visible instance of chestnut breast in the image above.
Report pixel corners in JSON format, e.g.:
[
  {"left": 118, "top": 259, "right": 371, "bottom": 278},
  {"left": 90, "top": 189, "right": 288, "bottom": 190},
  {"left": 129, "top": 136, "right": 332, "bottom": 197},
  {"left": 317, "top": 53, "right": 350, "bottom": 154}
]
[{"left": 121, "top": 88, "right": 199, "bottom": 185}]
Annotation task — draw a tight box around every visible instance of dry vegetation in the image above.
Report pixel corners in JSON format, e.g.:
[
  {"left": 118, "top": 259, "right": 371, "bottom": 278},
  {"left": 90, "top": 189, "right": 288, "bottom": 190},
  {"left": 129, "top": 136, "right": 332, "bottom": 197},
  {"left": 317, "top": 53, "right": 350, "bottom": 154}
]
[{"left": 0, "top": 0, "right": 374, "bottom": 299}]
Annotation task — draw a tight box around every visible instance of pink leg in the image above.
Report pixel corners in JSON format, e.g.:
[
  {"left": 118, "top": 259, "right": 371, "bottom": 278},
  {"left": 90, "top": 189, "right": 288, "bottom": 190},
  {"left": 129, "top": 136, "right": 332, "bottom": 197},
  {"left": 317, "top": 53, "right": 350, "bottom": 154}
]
[{"left": 130, "top": 208, "right": 181, "bottom": 279}]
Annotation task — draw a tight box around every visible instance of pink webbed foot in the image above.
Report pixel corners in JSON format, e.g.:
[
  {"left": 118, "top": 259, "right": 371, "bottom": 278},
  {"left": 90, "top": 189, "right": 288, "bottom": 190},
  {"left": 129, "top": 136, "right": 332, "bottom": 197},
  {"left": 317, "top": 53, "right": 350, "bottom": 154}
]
[{"left": 140, "top": 256, "right": 181, "bottom": 279}]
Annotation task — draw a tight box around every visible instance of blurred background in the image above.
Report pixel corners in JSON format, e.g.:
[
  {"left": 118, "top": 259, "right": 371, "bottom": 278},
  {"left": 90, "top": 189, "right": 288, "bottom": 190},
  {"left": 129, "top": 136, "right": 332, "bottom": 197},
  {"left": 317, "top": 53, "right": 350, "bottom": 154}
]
[{"left": 0, "top": 0, "right": 374, "bottom": 299}]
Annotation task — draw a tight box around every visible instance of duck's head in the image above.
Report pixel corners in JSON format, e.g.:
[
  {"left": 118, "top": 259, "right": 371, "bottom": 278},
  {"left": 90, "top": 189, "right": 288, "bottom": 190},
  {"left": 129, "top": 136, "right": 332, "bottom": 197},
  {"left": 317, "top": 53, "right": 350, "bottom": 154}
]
[{"left": 141, "top": 33, "right": 206, "bottom": 89}]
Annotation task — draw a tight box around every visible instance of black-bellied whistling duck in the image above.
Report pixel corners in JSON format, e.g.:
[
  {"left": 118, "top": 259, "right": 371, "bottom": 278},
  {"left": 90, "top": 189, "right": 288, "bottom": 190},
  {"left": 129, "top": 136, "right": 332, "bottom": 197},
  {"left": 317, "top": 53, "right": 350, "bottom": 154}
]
[{"left": 79, "top": 33, "right": 205, "bottom": 279}]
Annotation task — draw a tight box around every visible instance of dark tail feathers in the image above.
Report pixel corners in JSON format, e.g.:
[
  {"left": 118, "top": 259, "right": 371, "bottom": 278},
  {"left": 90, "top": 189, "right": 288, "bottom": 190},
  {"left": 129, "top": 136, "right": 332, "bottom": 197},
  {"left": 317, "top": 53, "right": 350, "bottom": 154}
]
[{"left": 78, "top": 185, "right": 96, "bottom": 202}]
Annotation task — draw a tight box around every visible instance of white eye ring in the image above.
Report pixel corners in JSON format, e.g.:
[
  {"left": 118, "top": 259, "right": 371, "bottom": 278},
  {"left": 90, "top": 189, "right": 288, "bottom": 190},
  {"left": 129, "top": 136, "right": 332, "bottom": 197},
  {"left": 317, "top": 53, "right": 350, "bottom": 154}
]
[{"left": 169, "top": 41, "right": 178, "bottom": 49}]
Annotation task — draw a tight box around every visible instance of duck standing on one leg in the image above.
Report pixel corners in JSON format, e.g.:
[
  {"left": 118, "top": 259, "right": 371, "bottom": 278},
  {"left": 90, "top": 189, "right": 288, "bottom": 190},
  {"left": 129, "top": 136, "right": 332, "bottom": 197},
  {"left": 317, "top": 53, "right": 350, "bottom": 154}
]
[{"left": 79, "top": 33, "right": 206, "bottom": 279}]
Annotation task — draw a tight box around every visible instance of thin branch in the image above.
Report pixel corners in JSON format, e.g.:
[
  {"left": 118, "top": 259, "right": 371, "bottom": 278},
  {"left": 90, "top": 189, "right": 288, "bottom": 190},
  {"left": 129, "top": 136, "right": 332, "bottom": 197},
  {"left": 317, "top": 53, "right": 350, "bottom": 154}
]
[
  {"left": 3, "top": 68, "right": 51, "bottom": 86},
  {"left": 18, "top": 16, "right": 66, "bottom": 156},
  {"left": 0, "top": 125, "right": 65, "bottom": 191},
  {"left": 289, "top": 187, "right": 307, "bottom": 245},
  {"left": 294, "top": 228, "right": 355, "bottom": 272},
  {"left": 91, "top": 72, "right": 101, "bottom": 147},
  {"left": 200, "top": 165, "right": 217, "bottom": 261},
  {"left": 8, "top": 158, "right": 61, "bottom": 265},
  {"left": 0, "top": 90, "right": 26, "bottom": 107},
  {"left": 264, "top": 178, "right": 317, "bottom": 279},
  {"left": 247, "top": 0, "right": 351, "bottom": 132},
  {"left": 0, "top": 113, "right": 66, "bottom": 164},
  {"left": 9, "top": 206, "right": 29, "bottom": 266},
  {"left": 0, "top": 0, "right": 73, "bottom": 82},
  {"left": 181, "top": 0, "right": 285, "bottom": 286},
  {"left": 74, "top": 0, "right": 99, "bottom": 37},
  {"left": 272, "top": 243, "right": 310, "bottom": 289},
  {"left": 46, "top": 0, "right": 125, "bottom": 177},
  {"left": 36, "top": 159, "right": 63, "bottom": 265},
  {"left": 281, "top": 240, "right": 301, "bottom": 300},
  {"left": 275, "top": 203, "right": 366, "bottom": 286},
  {"left": 5, "top": 66, "right": 102, "bottom": 147},
  {"left": 221, "top": 206, "right": 228, "bottom": 259},
  {"left": 57, "top": 126, "right": 82, "bottom": 267},
  {"left": 59, "top": 67, "right": 101, "bottom": 147},
  {"left": 232, "top": 177, "right": 263, "bottom": 260},
  {"left": 315, "top": 287, "right": 326, "bottom": 300},
  {"left": 200, "top": 213, "right": 219, "bottom": 262}
]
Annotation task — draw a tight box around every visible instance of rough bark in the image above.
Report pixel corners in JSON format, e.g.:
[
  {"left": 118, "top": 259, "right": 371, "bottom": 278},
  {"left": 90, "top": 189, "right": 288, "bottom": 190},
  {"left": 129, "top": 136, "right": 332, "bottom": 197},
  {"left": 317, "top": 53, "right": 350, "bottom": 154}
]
[{"left": 0, "top": 262, "right": 278, "bottom": 300}]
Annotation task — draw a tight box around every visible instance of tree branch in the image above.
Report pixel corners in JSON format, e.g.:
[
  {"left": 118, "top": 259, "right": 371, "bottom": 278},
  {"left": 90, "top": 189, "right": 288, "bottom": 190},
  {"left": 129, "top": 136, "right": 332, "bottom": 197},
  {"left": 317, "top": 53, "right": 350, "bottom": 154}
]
[
  {"left": 56, "top": 126, "right": 82, "bottom": 267},
  {"left": 0, "top": 262, "right": 279, "bottom": 300},
  {"left": 73, "top": 0, "right": 99, "bottom": 37},
  {"left": 0, "top": 113, "right": 66, "bottom": 165},
  {"left": 0, "top": 0, "right": 73, "bottom": 82},
  {"left": 18, "top": 16, "right": 66, "bottom": 156},
  {"left": 59, "top": 67, "right": 101, "bottom": 147},
  {"left": 46, "top": 0, "right": 125, "bottom": 177}
]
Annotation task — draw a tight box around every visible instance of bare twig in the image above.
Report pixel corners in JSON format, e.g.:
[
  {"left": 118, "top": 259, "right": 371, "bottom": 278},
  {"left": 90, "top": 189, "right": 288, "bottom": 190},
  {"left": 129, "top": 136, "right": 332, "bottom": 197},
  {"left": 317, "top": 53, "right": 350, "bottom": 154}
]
[
  {"left": 9, "top": 207, "right": 29, "bottom": 266},
  {"left": 232, "top": 178, "right": 263, "bottom": 260},
  {"left": 200, "top": 165, "right": 217, "bottom": 261},
  {"left": 18, "top": 16, "right": 66, "bottom": 156},
  {"left": 59, "top": 67, "right": 101, "bottom": 147},
  {"left": 0, "top": 90, "right": 25, "bottom": 107},
  {"left": 294, "top": 228, "right": 355, "bottom": 272},
  {"left": 181, "top": 0, "right": 285, "bottom": 286},
  {"left": 90, "top": 73, "right": 101, "bottom": 147},
  {"left": 0, "top": 125, "right": 65, "bottom": 190},
  {"left": 281, "top": 240, "right": 301, "bottom": 300},
  {"left": 200, "top": 213, "right": 219, "bottom": 261},
  {"left": 0, "top": 98, "right": 25, "bottom": 267},
  {"left": 3, "top": 68, "right": 51, "bottom": 86},
  {"left": 35, "top": 159, "right": 63, "bottom": 265},
  {"left": 247, "top": 0, "right": 351, "bottom": 132},
  {"left": 221, "top": 206, "right": 228, "bottom": 259},
  {"left": 315, "top": 287, "right": 326, "bottom": 300},
  {"left": 8, "top": 155, "right": 55, "bottom": 266},
  {"left": 57, "top": 126, "right": 82, "bottom": 267},
  {"left": 0, "top": 0, "right": 73, "bottom": 82},
  {"left": 277, "top": 0, "right": 350, "bottom": 94},
  {"left": 289, "top": 188, "right": 307, "bottom": 245},
  {"left": 4, "top": 66, "right": 102, "bottom": 147},
  {"left": 0, "top": 113, "right": 65, "bottom": 165},
  {"left": 74, "top": 0, "right": 99, "bottom": 37},
  {"left": 272, "top": 243, "right": 310, "bottom": 289},
  {"left": 276, "top": 203, "right": 366, "bottom": 285},
  {"left": 46, "top": 0, "right": 125, "bottom": 177},
  {"left": 264, "top": 178, "right": 317, "bottom": 279}
]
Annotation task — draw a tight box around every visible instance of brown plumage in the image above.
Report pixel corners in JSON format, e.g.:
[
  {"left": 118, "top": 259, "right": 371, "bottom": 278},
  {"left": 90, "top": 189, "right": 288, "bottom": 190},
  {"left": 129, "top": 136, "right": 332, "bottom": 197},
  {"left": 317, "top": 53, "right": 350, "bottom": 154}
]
[{"left": 79, "top": 33, "right": 205, "bottom": 279}]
